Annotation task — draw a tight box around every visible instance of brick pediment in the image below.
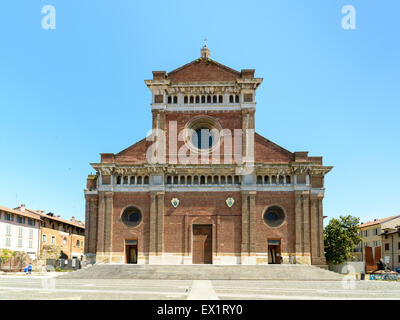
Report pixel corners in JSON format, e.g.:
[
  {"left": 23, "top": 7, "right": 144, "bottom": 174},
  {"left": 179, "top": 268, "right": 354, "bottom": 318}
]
[
  {"left": 110, "top": 133, "right": 293, "bottom": 165},
  {"left": 254, "top": 133, "right": 294, "bottom": 163},
  {"left": 114, "top": 138, "right": 152, "bottom": 164},
  {"left": 168, "top": 58, "right": 240, "bottom": 82}
]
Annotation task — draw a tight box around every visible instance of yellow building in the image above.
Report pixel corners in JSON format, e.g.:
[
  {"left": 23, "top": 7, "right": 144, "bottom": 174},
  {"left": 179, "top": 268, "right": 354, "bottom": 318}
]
[
  {"left": 14, "top": 205, "right": 85, "bottom": 259},
  {"left": 381, "top": 226, "right": 400, "bottom": 271},
  {"left": 352, "top": 215, "right": 400, "bottom": 271}
]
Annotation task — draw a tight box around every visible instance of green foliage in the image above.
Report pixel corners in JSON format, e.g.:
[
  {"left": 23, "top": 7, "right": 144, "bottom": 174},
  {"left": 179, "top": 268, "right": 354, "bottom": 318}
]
[
  {"left": 0, "top": 250, "right": 11, "bottom": 266},
  {"left": 0, "top": 249, "right": 29, "bottom": 271},
  {"left": 324, "top": 215, "right": 361, "bottom": 265}
]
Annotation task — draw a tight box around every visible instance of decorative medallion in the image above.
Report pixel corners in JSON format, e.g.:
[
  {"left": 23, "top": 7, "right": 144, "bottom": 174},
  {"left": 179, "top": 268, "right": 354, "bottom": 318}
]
[
  {"left": 171, "top": 198, "right": 180, "bottom": 208},
  {"left": 226, "top": 197, "right": 235, "bottom": 208}
]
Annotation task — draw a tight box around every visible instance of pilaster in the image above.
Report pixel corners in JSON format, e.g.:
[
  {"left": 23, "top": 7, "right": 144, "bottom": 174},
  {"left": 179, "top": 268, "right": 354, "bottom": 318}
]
[
  {"left": 149, "top": 191, "right": 165, "bottom": 263},
  {"left": 294, "top": 190, "right": 311, "bottom": 264},
  {"left": 241, "top": 190, "right": 256, "bottom": 264},
  {"left": 310, "top": 193, "right": 326, "bottom": 265}
]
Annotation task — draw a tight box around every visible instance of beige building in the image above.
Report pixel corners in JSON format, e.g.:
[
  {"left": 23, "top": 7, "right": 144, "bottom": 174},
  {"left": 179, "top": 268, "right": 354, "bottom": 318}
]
[
  {"left": 14, "top": 205, "right": 85, "bottom": 259},
  {"left": 381, "top": 226, "right": 400, "bottom": 271},
  {"left": 0, "top": 205, "right": 41, "bottom": 260},
  {"left": 352, "top": 215, "right": 400, "bottom": 271}
]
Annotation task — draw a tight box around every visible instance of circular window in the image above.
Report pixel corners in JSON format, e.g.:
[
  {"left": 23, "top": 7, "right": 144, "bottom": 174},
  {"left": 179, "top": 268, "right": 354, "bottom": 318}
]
[
  {"left": 263, "top": 206, "right": 285, "bottom": 228},
  {"left": 184, "top": 116, "right": 221, "bottom": 152},
  {"left": 191, "top": 128, "right": 215, "bottom": 149},
  {"left": 121, "top": 206, "right": 142, "bottom": 227}
]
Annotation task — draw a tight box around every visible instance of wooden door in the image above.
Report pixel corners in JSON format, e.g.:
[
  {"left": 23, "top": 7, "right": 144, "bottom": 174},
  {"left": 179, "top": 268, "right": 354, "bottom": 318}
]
[
  {"left": 275, "top": 244, "right": 281, "bottom": 264},
  {"left": 126, "top": 245, "right": 137, "bottom": 264},
  {"left": 268, "top": 244, "right": 282, "bottom": 264},
  {"left": 192, "top": 225, "right": 212, "bottom": 264}
]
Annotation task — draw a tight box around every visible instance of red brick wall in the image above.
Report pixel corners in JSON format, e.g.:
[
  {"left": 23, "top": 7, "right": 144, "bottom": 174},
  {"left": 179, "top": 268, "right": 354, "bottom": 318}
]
[
  {"left": 255, "top": 192, "right": 296, "bottom": 254},
  {"left": 109, "top": 190, "right": 296, "bottom": 257},
  {"left": 168, "top": 59, "right": 239, "bottom": 82},
  {"left": 165, "top": 111, "right": 243, "bottom": 164},
  {"left": 163, "top": 192, "right": 242, "bottom": 254},
  {"left": 114, "top": 139, "right": 153, "bottom": 164},
  {"left": 112, "top": 192, "right": 150, "bottom": 253},
  {"left": 254, "top": 133, "right": 293, "bottom": 163}
]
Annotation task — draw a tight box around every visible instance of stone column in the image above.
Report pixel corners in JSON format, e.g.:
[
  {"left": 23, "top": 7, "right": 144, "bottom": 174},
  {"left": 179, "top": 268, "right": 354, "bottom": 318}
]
[
  {"left": 294, "top": 191, "right": 311, "bottom": 264},
  {"left": 96, "top": 191, "right": 113, "bottom": 263},
  {"left": 249, "top": 192, "right": 256, "bottom": 255},
  {"left": 104, "top": 192, "right": 113, "bottom": 261},
  {"left": 151, "top": 110, "right": 166, "bottom": 163},
  {"left": 149, "top": 192, "right": 157, "bottom": 259},
  {"left": 310, "top": 193, "right": 326, "bottom": 265},
  {"left": 241, "top": 191, "right": 256, "bottom": 264},
  {"left": 241, "top": 192, "right": 249, "bottom": 264},
  {"left": 84, "top": 195, "right": 98, "bottom": 262},
  {"left": 149, "top": 191, "right": 164, "bottom": 264},
  {"left": 241, "top": 110, "right": 248, "bottom": 164},
  {"left": 156, "top": 191, "right": 164, "bottom": 256},
  {"left": 96, "top": 192, "right": 106, "bottom": 256},
  {"left": 241, "top": 109, "right": 255, "bottom": 164},
  {"left": 295, "top": 191, "right": 303, "bottom": 255}
]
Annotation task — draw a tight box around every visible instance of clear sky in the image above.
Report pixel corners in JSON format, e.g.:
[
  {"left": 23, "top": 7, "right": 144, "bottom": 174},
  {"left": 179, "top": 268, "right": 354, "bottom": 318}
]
[{"left": 0, "top": 0, "right": 399, "bottom": 225}]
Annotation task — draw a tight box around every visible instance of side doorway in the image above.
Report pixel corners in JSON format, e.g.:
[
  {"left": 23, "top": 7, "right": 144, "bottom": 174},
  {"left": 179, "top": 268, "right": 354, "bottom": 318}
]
[
  {"left": 125, "top": 239, "right": 138, "bottom": 264},
  {"left": 268, "top": 239, "right": 281, "bottom": 264}
]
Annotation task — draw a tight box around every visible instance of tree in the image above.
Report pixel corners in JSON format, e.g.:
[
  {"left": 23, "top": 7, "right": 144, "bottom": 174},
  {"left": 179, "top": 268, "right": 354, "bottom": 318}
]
[
  {"left": 15, "top": 251, "right": 28, "bottom": 271},
  {"left": 10, "top": 250, "right": 17, "bottom": 270},
  {"left": 324, "top": 215, "right": 361, "bottom": 265}
]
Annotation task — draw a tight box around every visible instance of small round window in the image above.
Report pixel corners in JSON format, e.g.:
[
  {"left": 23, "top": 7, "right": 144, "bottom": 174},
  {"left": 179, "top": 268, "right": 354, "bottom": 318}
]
[
  {"left": 263, "top": 206, "right": 285, "bottom": 228},
  {"left": 191, "top": 128, "right": 215, "bottom": 150},
  {"left": 121, "top": 206, "right": 142, "bottom": 227},
  {"left": 184, "top": 116, "right": 221, "bottom": 152}
]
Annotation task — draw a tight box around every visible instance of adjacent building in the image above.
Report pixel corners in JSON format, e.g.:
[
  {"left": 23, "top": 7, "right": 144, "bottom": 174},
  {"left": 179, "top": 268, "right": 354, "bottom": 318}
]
[
  {"left": 84, "top": 46, "right": 332, "bottom": 266},
  {"left": 14, "top": 204, "right": 85, "bottom": 259},
  {"left": 381, "top": 225, "right": 400, "bottom": 271},
  {"left": 352, "top": 215, "right": 400, "bottom": 271},
  {"left": 0, "top": 205, "right": 41, "bottom": 260}
]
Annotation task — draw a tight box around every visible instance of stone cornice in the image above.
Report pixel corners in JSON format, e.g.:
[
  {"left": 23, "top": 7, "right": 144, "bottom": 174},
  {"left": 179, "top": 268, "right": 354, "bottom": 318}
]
[
  {"left": 255, "top": 163, "right": 333, "bottom": 176},
  {"left": 91, "top": 162, "right": 333, "bottom": 177}
]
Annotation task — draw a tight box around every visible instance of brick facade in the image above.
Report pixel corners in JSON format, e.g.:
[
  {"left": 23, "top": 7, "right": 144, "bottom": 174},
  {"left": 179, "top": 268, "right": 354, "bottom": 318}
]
[{"left": 84, "top": 46, "right": 332, "bottom": 266}]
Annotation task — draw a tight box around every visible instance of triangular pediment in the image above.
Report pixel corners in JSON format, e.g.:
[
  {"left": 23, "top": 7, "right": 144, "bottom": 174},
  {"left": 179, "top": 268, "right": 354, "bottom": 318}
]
[
  {"left": 114, "top": 138, "right": 152, "bottom": 164},
  {"left": 254, "top": 133, "right": 294, "bottom": 163},
  {"left": 168, "top": 57, "right": 240, "bottom": 82}
]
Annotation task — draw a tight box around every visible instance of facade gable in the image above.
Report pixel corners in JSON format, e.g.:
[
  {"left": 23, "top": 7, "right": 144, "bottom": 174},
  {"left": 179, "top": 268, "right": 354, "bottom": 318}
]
[
  {"left": 254, "top": 133, "right": 294, "bottom": 163},
  {"left": 168, "top": 58, "right": 240, "bottom": 83},
  {"left": 113, "top": 138, "right": 152, "bottom": 164}
]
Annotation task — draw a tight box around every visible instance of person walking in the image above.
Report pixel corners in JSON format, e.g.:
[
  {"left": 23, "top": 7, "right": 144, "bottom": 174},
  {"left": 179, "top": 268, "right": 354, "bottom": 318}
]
[{"left": 27, "top": 263, "right": 32, "bottom": 275}]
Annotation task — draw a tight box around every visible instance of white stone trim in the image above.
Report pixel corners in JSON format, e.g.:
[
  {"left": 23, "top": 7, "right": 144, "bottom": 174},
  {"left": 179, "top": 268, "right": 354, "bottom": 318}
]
[
  {"left": 95, "top": 185, "right": 314, "bottom": 193},
  {"left": 84, "top": 190, "right": 98, "bottom": 195},
  {"left": 152, "top": 105, "right": 242, "bottom": 112}
]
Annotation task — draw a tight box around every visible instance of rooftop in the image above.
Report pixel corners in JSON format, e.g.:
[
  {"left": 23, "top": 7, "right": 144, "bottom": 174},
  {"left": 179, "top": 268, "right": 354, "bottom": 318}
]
[
  {"left": 358, "top": 215, "right": 400, "bottom": 228},
  {"left": 0, "top": 205, "right": 41, "bottom": 221},
  {"left": 14, "top": 204, "right": 85, "bottom": 229}
]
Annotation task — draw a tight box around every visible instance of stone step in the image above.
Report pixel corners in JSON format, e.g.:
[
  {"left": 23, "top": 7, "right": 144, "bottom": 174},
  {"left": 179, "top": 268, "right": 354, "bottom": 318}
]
[{"left": 59, "top": 264, "right": 344, "bottom": 281}]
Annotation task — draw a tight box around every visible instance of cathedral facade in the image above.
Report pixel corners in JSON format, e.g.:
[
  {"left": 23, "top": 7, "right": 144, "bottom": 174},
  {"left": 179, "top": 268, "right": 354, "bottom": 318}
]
[{"left": 84, "top": 45, "right": 332, "bottom": 266}]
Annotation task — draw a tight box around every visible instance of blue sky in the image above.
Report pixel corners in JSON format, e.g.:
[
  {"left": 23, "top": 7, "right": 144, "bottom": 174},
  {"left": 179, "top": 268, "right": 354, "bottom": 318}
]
[{"left": 0, "top": 0, "right": 399, "bottom": 225}]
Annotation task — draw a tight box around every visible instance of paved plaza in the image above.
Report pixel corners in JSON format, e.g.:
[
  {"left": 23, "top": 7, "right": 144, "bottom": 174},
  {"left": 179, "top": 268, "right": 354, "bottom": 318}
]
[{"left": 0, "top": 274, "right": 399, "bottom": 300}]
